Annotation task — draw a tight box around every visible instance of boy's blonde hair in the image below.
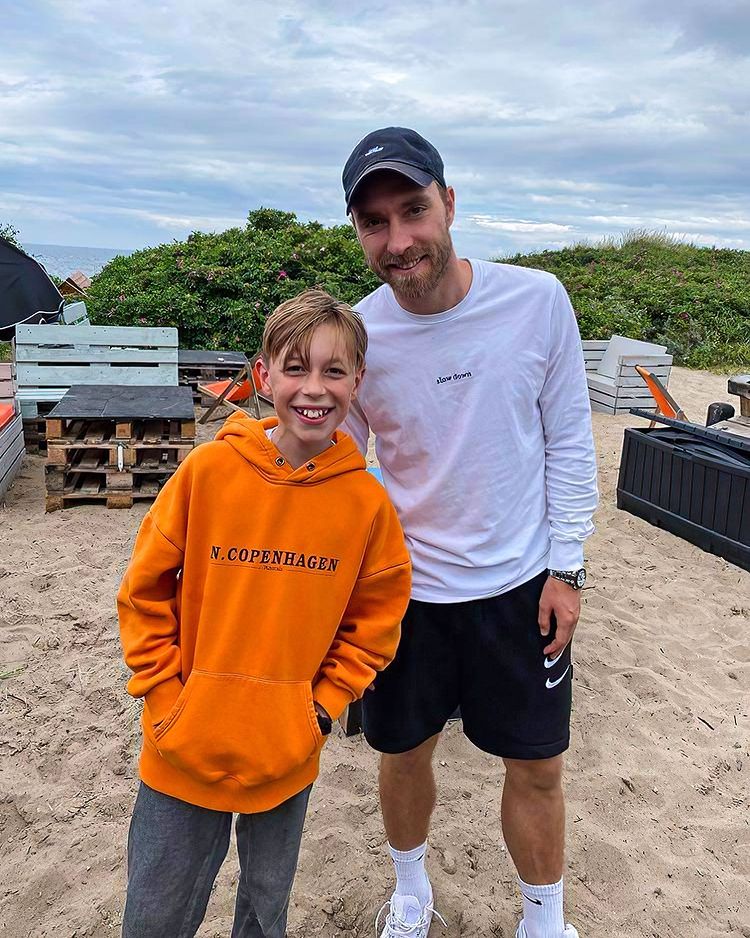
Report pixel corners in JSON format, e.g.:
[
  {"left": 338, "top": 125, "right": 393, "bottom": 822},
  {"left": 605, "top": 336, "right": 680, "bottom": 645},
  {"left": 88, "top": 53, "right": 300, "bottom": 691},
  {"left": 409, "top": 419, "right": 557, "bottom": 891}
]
[{"left": 261, "top": 289, "right": 367, "bottom": 371}]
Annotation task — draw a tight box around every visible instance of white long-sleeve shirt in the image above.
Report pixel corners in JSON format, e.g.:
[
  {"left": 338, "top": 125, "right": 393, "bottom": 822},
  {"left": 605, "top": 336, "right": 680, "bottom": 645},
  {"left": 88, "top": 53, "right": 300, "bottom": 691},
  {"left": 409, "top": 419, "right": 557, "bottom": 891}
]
[{"left": 343, "top": 259, "right": 598, "bottom": 603}]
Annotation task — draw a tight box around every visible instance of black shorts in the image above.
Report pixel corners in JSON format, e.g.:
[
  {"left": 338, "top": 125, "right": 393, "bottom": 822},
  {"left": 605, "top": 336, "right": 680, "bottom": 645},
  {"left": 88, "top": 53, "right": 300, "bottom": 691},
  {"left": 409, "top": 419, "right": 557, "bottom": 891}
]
[{"left": 362, "top": 571, "right": 572, "bottom": 760}]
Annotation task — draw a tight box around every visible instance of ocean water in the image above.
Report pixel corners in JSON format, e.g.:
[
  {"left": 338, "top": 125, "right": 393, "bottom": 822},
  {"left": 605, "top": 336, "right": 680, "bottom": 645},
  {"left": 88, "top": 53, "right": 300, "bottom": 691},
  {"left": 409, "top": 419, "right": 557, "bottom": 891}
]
[{"left": 22, "top": 242, "right": 134, "bottom": 280}]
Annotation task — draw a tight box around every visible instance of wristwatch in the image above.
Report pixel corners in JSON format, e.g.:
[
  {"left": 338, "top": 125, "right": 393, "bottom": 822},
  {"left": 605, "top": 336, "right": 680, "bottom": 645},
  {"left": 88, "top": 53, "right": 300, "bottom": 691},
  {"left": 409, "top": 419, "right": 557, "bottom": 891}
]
[
  {"left": 316, "top": 709, "right": 333, "bottom": 736},
  {"left": 548, "top": 567, "right": 587, "bottom": 590}
]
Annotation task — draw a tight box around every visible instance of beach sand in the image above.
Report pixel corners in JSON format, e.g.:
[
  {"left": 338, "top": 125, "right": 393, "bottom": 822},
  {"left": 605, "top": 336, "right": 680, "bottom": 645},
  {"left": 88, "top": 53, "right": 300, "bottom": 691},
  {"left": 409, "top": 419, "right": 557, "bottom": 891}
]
[{"left": 0, "top": 366, "right": 748, "bottom": 937}]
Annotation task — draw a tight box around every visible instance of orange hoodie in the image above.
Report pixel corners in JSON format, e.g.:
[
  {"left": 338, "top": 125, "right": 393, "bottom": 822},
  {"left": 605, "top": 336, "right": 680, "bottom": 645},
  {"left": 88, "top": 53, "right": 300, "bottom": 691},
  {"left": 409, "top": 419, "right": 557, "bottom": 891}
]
[{"left": 118, "top": 414, "right": 410, "bottom": 813}]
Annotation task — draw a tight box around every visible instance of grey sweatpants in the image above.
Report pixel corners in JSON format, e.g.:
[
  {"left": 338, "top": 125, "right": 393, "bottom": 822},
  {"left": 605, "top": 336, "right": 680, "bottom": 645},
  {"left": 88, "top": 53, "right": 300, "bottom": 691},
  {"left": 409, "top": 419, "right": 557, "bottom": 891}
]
[{"left": 122, "top": 782, "right": 311, "bottom": 938}]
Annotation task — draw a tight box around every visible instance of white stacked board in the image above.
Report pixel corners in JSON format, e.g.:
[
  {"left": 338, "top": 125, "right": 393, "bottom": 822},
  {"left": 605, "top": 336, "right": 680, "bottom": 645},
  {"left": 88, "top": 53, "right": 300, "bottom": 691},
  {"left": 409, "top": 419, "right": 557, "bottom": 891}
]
[
  {"left": 0, "top": 362, "right": 24, "bottom": 500},
  {"left": 582, "top": 337, "right": 673, "bottom": 415},
  {"left": 14, "top": 324, "right": 179, "bottom": 417}
]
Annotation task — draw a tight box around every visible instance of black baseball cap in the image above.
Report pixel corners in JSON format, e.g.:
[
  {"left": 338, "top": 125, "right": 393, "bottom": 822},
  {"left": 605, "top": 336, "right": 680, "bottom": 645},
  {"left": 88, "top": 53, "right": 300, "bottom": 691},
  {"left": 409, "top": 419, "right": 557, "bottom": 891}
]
[{"left": 342, "top": 127, "right": 446, "bottom": 212}]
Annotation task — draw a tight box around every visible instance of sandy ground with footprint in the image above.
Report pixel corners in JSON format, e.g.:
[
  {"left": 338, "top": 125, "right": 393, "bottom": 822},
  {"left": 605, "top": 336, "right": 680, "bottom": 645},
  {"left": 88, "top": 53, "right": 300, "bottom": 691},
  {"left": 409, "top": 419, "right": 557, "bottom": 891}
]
[{"left": 0, "top": 366, "right": 748, "bottom": 937}]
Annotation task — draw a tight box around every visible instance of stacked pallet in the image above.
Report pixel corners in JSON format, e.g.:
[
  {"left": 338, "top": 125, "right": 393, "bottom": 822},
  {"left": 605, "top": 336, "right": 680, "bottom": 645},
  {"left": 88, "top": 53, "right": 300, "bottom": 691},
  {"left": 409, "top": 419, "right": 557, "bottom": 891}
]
[
  {"left": 178, "top": 350, "right": 249, "bottom": 404},
  {"left": 22, "top": 402, "right": 57, "bottom": 454},
  {"left": 0, "top": 362, "right": 25, "bottom": 500},
  {"left": 44, "top": 385, "right": 195, "bottom": 511}
]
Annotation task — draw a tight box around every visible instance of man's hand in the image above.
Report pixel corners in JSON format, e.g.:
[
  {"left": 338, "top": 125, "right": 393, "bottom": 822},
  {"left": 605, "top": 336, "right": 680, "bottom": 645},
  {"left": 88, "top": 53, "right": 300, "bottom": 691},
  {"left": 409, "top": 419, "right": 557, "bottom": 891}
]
[{"left": 539, "top": 575, "right": 581, "bottom": 657}]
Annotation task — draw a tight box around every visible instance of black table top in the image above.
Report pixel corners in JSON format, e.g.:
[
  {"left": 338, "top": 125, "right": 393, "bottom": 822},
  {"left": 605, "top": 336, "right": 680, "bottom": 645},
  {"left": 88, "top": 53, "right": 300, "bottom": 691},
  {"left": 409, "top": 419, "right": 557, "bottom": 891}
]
[
  {"left": 178, "top": 350, "right": 248, "bottom": 366},
  {"left": 48, "top": 385, "right": 196, "bottom": 420}
]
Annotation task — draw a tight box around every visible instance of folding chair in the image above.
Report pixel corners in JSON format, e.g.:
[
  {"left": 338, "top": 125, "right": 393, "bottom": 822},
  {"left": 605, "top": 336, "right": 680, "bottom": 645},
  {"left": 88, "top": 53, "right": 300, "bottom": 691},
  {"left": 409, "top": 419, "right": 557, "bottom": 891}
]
[
  {"left": 635, "top": 365, "right": 688, "bottom": 424},
  {"left": 198, "top": 357, "right": 272, "bottom": 424}
]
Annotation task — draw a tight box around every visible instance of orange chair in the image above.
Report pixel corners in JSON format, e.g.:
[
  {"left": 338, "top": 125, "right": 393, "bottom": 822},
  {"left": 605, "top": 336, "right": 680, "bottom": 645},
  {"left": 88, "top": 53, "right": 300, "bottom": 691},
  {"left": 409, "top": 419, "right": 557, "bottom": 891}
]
[
  {"left": 0, "top": 402, "right": 14, "bottom": 433},
  {"left": 198, "top": 358, "right": 272, "bottom": 423},
  {"left": 635, "top": 365, "right": 688, "bottom": 423}
]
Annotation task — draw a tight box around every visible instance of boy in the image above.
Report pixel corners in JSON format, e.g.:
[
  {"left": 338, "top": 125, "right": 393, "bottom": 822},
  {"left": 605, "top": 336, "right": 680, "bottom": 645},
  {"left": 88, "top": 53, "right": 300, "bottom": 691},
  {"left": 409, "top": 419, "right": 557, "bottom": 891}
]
[{"left": 118, "top": 289, "right": 411, "bottom": 938}]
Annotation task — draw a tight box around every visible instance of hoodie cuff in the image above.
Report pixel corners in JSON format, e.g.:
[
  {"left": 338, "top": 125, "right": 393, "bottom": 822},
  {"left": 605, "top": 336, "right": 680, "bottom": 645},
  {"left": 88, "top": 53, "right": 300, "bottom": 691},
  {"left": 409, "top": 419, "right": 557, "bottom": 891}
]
[
  {"left": 548, "top": 540, "right": 585, "bottom": 571},
  {"left": 144, "top": 676, "right": 184, "bottom": 726},
  {"left": 313, "top": 677, "right": 355, "bottom": 722}
]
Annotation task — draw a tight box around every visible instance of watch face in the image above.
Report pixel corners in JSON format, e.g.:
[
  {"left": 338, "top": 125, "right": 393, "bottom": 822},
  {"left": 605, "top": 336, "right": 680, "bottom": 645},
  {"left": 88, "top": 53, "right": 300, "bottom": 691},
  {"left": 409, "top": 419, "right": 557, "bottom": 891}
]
[{"left": 576, "top": 569, "right": 586, "bottom": 588}]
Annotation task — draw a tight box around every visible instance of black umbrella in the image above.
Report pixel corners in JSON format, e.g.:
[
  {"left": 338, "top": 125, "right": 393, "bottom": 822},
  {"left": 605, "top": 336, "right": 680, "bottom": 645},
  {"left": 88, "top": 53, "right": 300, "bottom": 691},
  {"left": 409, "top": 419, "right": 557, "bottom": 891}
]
[{"left": 0, "top": 236, "right": 64, "bottom": 341}]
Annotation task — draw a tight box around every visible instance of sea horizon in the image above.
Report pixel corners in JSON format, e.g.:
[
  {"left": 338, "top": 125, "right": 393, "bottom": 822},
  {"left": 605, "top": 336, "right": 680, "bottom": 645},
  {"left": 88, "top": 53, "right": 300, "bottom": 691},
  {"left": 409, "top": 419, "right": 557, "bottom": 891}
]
[{"left": 22, "top": 242, "right": 135, "bottom": 279}]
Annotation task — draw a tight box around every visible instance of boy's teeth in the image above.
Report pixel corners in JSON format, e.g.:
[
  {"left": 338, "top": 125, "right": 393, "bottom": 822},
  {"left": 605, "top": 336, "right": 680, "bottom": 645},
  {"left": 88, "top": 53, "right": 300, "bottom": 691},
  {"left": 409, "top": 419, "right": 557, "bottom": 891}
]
[{"left": 299, "top": 408, "right": 327, "bottom": 418}]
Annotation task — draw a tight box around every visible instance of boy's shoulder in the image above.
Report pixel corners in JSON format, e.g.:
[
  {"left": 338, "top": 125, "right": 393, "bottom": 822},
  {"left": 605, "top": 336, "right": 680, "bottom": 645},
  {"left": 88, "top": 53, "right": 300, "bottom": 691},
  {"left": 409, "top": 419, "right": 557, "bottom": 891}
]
[
  {"left": 343, "top": 465, "right": 396, "bottom": 516},
  {"left": 181, "top": 438, "right": 239, "bottom": 469}
]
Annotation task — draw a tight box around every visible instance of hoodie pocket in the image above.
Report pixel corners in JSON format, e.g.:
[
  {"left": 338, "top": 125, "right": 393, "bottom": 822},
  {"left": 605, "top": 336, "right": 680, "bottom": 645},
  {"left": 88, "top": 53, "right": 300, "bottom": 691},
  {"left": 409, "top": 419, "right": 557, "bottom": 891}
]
[{"left": 153, "top": 670, "right": 322, "bottom": 787}]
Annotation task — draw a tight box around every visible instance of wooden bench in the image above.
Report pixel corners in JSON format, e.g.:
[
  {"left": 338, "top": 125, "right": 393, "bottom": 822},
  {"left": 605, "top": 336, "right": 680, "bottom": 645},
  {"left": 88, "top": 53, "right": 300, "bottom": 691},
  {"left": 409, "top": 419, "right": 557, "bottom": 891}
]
[
  {"left": 14, "top": 324, "right": 179, "bottom": 418},
  {"left": 582, "top": 336, "right": 673, "bottom": 415},
  {"left": 0, "top": 362, "right": 15, "bottom": 407},
  {"left": 60, "top": 301, "right": 91, "bottom": 326},
  {"left": 0, "top": 365, "right": 24, "bottom": 501}
]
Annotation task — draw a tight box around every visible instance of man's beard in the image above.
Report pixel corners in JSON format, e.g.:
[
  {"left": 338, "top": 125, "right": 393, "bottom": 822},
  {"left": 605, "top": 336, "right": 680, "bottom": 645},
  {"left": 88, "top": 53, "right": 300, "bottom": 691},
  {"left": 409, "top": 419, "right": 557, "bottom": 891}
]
[{"left": 369, "top": 230, "right": 453, "bottom": 300}]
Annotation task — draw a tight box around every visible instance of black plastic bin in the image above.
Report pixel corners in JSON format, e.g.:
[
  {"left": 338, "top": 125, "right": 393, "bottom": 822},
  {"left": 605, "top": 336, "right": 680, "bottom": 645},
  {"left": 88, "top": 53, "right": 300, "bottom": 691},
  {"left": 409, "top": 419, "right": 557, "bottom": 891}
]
[{"left": 617, "top": 415, "right": 750, "bottom": 572}]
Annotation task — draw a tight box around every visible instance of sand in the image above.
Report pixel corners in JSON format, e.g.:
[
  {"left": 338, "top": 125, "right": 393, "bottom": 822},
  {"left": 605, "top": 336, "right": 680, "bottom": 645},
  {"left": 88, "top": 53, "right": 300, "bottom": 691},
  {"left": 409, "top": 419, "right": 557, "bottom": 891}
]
[{"left": 0, "top": 367, "right": 748, "bottom": 938}]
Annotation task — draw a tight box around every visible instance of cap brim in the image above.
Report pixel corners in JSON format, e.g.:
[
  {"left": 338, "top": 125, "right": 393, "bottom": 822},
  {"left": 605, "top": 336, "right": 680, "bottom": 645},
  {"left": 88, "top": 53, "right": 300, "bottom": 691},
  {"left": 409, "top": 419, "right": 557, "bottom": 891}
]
[{"left": 346, "top": 161, "right": 436, "bottom": 211}]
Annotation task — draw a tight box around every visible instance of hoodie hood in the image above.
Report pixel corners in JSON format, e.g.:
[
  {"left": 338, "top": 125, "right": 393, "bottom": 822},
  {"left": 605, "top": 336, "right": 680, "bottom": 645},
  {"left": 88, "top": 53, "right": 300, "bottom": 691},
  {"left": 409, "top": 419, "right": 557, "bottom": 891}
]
[{"left": 214, "top": 412, "right": 365, "bottom": 483}]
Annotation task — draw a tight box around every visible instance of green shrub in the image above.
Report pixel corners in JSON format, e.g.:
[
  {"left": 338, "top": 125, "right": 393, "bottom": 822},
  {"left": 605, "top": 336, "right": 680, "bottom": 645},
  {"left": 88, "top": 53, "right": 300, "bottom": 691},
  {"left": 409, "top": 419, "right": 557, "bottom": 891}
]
[
  {"left": 86, "top": 208, "right": 379, "bottom": 355},
  {"left": 0, "top": 222, "right": 21, "bottom": 248},
  {"left": 1, "top": 224, "right": 19, "bottom": 359},
  {"left": 503, "top": 232, "right": 750, "bottom": 369},
  {"left": 86, "top": 218, "right": 749, "bottom": 370}
]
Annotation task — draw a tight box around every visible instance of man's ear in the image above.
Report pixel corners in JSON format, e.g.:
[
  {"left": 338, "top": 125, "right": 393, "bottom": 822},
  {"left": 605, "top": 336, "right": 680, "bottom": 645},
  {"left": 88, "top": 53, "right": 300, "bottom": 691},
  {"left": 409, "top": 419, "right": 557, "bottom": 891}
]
[
  {"left": 444, "top": 185, "right": 456, "bottom": 227},
  {"left": 255, "top": 357, "right": 273, "bottom": 397}
]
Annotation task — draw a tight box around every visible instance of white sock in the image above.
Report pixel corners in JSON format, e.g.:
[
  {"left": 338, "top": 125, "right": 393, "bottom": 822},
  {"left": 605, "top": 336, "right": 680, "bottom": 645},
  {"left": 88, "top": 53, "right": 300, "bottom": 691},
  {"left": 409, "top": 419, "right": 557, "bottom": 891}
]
[
  {"left": 518, "top": 877, "right": 565, "bottom": 938},
  {"left": 389, "top": 842, "right": 431, "bottom": 909}
]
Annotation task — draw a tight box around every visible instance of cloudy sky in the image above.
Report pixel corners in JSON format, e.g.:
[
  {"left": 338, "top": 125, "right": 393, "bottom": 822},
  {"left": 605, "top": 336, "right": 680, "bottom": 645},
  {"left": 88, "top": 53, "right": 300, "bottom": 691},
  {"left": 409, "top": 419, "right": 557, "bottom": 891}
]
[{"left": 2, "top": 0, "right": 749, "bottom": 259}]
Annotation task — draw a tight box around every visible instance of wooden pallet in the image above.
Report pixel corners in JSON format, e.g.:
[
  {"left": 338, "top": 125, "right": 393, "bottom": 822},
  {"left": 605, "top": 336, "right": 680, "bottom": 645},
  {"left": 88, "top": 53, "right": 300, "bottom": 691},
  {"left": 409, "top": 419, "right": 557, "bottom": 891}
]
[
  {"left": 22, "top": 400, "right": 57, "bottom": 454},
  {"left": 45, "top": 472, "right": 164, "bottom": 511},
  {"left": 45, "top": 416, "right": 195, "bottom": 446},
  {"left": 46, "top": 445, "right": 191, "bottom": 471}
]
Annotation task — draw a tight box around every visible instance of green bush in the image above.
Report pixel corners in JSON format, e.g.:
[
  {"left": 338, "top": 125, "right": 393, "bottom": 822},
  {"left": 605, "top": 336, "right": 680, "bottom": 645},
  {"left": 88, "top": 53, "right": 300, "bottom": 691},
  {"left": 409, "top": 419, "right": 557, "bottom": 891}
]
[
  {"left": 87, "top": 219, "right": 749, "bottom": 369},
  {"left": 503, "top": 232, "right": 750, "bottom": 369},
  {"left": 0, "top": 222, "right": 21, "bottom": 248},
  {"left": 87, "top": 208, "right": 380, "bottom": 355},
  {"left": 1, "top": 223, "right": 19, "bottom": 359}
]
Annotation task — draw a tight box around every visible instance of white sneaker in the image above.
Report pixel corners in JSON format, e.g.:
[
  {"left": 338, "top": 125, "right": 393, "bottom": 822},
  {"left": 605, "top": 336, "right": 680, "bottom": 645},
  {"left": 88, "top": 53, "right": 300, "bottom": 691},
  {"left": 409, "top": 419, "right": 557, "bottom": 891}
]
[
  {"left": 515, "top": 922, "right": 579, "bottom": 938},
  {"left": 376, "top": 891, "right": 445, "bottom": 937}
]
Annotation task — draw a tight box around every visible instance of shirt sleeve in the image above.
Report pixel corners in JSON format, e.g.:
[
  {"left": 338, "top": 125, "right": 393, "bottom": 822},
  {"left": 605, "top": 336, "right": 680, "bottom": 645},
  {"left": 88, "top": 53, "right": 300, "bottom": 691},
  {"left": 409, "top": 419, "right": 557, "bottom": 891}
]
[
  {"left": 538, "top": 280, "right": 599, "bottom": 570},
  {"left": 312, "top": 496, "right": 411, "bottom": 720}
]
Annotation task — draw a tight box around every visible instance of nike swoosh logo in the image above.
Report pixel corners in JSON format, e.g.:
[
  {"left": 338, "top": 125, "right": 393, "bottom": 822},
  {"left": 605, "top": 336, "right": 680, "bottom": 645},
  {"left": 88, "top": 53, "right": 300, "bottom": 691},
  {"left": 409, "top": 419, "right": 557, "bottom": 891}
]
[
  {"left": 544, "top": 650, "right": 565, "bottom": 669},
  {"left": 521, "top": 893, "right": 543, "bottom": 906},
  {"left": 546, "top": 665, "right": 571, "bottom": 689}
]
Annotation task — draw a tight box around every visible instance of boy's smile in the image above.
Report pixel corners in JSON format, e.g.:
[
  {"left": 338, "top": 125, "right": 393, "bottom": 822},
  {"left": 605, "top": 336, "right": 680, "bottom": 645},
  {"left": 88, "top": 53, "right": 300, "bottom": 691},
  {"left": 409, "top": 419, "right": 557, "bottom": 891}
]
[{"left": 257, "top": 322, "right": 363, "bottom": 468}]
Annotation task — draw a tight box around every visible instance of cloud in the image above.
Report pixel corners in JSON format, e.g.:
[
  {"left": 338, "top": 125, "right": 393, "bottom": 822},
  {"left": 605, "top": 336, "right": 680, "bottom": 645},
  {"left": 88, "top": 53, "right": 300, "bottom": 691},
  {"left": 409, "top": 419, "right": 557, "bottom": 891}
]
[
  {"left": 469, "top": 216, "right": 575, "bottom": 234},
  {"left": 0, "top": 0, "right": 747, "bottom": 259}
]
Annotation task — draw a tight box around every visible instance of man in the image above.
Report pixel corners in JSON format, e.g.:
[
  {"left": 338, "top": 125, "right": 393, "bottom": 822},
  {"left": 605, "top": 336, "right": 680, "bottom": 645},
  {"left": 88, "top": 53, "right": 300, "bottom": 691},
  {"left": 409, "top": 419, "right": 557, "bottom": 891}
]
[{"left": 340, "top": 127, "right": 598, "bottom": 938}]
